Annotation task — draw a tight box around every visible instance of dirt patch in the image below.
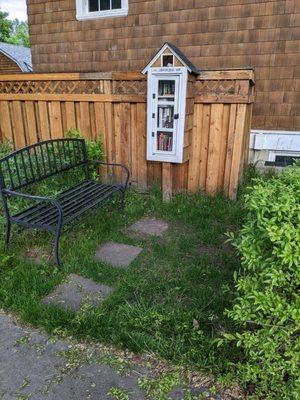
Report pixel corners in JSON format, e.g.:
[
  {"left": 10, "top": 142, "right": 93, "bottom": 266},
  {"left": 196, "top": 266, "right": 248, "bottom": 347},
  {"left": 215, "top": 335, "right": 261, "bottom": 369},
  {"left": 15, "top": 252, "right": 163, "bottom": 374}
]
[
  {"left": 196, "top": 243, "right": 221, "bottom": 257},
  {"left": 126, "top": 217, "right": 169, "bottom": 239},
  {"left": 194, "top": 237, "right": 237, "bottom": 258},
  {"left": 220, "top": 234, "right": 237, "bottom": 256},
  {"left": 24, "top": 246, "right": 52, "bottom": 265}
]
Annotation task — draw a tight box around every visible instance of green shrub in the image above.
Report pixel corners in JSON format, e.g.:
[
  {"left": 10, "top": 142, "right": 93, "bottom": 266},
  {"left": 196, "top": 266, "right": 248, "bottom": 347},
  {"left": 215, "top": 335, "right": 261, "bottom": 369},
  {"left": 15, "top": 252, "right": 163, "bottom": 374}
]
[
  {"left": 0, "top": 139, "right": 13, "bottom": 158},
  {"left": 226, "top": 164, "right": 300, "bottom": 399},
  {"left": 65, "top": 128, "right": 104, "bottom": 162}
]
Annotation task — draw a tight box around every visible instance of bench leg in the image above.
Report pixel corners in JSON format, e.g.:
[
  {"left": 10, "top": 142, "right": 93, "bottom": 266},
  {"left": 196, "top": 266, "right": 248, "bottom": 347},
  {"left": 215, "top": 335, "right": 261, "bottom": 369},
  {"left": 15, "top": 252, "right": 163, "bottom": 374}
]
[
  {"left": 53, "top": 232, "right": 62, "bottom": 267},
  {"left": 5, "top": 221, "right": 11, "bottom": 249},
  {"left": 120, "top": 190, "right": 126, "bottom": 211}
]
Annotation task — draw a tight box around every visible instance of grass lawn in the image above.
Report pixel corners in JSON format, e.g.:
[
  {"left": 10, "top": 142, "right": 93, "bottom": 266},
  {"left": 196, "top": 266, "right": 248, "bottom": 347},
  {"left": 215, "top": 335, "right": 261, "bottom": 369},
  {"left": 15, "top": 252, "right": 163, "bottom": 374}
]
[{"left": 0, "top": 186, "right": 244, "bottom": 376}]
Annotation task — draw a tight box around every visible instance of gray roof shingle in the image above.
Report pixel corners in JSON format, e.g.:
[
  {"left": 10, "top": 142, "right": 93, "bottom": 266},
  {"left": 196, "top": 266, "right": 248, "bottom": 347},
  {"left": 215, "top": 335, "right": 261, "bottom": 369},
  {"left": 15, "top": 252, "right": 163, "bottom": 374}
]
[
  {"left": 0, "top": 42, "right": 32, "bottom": 72},
  {"left": 165, "top": 43, "right": 201, "bottom": 75}
]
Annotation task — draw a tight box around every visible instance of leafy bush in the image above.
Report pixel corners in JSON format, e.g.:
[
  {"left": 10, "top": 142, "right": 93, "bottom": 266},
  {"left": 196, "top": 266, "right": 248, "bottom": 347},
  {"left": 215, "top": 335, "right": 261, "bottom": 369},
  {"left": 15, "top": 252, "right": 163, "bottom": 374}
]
[
  {"left": 65, "top": 128, "right": 104, "bottom": 162},
  {"left": 65, "top": 128, "right": 104, "bottom": 180},
  {"left": 226, "top": 164, "right": 300, "bottom": 399},
  {"left": 0, "top": 139, "right": 13, "bottom": 159}
]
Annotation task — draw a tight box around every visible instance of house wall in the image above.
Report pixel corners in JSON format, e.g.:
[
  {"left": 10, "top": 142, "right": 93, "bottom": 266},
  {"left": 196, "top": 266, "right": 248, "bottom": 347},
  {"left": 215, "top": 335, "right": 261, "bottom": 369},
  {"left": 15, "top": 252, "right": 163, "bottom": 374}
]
[
  {"left": 27, "top": 0, "right": 299, "bottom": 131},
  {"left": 0, "top": 53, "right": 22, "bottom": 74}
]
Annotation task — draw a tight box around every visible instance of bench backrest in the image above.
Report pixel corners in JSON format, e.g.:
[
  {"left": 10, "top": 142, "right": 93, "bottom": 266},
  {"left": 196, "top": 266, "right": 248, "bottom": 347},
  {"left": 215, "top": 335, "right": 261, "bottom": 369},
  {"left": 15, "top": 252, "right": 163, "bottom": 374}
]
[{"left": 0, "top": 138, "right": 88, "bottom": 191}]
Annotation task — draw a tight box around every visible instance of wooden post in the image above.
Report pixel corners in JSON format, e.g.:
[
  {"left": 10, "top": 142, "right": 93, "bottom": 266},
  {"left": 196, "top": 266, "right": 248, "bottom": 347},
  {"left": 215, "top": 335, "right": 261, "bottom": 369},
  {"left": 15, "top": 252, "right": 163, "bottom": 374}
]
[
  {"left": 228, "top": 104, "right": 247, "bottom": 200},
  {"left": 162, "top": 162, "right": 172, "bottom": 202}
]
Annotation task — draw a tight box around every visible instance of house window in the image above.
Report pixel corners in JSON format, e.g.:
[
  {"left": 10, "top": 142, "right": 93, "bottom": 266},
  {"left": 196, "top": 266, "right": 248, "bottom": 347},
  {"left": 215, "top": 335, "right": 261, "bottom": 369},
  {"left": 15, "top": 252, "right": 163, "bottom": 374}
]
[
  {"left": 76, "top": 0, "right": 128, "bottom": 20},
  {"left": 265, "top": 153, "right": 300, "bottom": 167}
]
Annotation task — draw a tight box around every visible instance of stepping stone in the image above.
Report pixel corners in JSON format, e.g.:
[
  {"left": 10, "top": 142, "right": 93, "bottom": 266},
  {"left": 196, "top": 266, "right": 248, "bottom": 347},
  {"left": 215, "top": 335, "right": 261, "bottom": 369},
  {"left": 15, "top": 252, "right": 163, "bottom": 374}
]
[
  {"left": 94, "top": 242, "right": 143, "bottom": 268},
  {"left": 127, "top": 217, "right": 169, "bottom": 238},
  {"left": 42, "top": 274, "right": 114, "bottom": 312}
]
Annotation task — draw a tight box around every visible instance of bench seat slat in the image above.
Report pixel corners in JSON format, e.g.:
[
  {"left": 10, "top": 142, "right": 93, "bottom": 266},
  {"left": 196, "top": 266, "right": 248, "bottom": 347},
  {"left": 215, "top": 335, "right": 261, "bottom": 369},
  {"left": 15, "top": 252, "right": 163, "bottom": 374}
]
[
  {"left": 13, "top": 180, "right": 92, "bottom": 220},
  {"left": 40, "top": 184, "right": 115, "bottom": 226},
  {"left": 12, "top": 180, "right": 123, "bottom": 229},
  {"left": 47, "top": 186, "right": 119, "bottom": 226},
  {"left": 62, "top": 188, "right": 120, "bottom": 225}
]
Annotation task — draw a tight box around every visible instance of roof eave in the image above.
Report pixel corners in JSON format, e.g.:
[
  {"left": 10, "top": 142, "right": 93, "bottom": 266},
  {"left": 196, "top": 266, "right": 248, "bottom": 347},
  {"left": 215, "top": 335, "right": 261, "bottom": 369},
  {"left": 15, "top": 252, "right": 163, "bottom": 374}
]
[{"left": 142, "top": 42, "right": 200, "bottom": 75}]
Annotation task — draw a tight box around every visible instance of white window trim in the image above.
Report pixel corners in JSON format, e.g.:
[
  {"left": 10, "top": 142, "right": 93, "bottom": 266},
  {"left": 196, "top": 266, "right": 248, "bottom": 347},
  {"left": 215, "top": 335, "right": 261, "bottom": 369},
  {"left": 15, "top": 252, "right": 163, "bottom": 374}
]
[
  {"left": 250, "top": 130, "right": 300, "bottom": 151},
  {"left": 76, "top": 0, "right": 128, "bottom": 20}
]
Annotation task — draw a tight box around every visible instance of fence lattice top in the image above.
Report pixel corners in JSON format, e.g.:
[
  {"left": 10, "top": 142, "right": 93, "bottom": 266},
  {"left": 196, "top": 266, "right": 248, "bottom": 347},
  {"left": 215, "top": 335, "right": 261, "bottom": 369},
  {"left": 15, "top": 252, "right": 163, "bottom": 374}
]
[{"left": 0, "top": 79, "right": 147, "bottom": 95}]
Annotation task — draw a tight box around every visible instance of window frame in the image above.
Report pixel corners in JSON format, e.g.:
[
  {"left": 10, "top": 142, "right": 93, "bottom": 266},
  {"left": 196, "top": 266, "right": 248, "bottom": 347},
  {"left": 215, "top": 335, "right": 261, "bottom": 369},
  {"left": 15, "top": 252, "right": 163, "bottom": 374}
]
[
  {"left": 265, "top": 151, "right": 300, "bottom": 167},
  {"left": 76, "top": 0, "right": 128, "bottom": 20}
]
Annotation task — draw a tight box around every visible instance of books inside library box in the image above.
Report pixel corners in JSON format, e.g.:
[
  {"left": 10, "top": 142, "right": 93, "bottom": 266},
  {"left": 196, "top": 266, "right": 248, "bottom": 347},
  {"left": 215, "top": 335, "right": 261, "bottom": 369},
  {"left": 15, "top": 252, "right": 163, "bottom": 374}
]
[
  {"left": 157, "top": 132, "right": 173, "bottom": 152},
  {"left": 159, "top": 80, "right": 175, "bottom": 97},
  {"left": 158, "top": 106, "right": 174, "bottom": 129}
]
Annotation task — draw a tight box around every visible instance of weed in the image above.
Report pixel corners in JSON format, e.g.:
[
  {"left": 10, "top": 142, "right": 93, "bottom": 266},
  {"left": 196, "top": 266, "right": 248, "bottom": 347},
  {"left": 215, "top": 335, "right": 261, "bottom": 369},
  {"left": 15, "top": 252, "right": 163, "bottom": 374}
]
[
  {"left": 108, "top": 387, "right": 130, "bottom": 400},
  {"left": 138, "top": 372, "right": 180, "bottom": 400},
  {"left": 14, "top": 335, "right": 30, "bottom": 346},
  {"left": 98, "top": 353, "right": 132, "bottom": 375},
  {"left": 20, "top": 378, "right": 30, "bottom": 389}
]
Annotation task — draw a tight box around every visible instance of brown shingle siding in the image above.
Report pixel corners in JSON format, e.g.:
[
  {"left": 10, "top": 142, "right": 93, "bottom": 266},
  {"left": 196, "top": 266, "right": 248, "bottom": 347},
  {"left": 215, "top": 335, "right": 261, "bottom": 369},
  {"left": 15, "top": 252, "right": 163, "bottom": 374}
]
[
  {"left": 27, "top": 0, "right": 300, "bottom": 130},
  {"left": 0, "top": 53, "right": 22, "bottom": 74}
]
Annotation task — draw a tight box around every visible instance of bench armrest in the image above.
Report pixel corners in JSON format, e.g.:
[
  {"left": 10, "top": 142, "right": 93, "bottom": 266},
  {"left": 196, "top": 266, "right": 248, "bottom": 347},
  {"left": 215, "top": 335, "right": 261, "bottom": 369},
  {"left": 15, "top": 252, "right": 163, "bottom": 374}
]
[
  {"left": 88, "top": 160, "right": 130, "bottom": 190},
  {"left": 2, "top": 189, "right": 63, "bottom": 221}
]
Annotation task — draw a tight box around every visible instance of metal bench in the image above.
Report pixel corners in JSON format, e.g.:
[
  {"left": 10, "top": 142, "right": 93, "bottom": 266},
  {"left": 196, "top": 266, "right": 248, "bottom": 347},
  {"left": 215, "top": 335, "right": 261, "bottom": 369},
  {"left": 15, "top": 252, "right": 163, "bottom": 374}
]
[{"left": 0, "top": 138, "right": 129, "bottom": 266}]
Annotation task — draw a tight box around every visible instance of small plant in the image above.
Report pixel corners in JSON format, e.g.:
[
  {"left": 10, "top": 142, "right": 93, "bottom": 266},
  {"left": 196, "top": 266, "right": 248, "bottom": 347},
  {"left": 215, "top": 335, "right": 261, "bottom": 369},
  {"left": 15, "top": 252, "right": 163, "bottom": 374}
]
[
  {"left": 65, "top": 128, "right": 104, "bottom": 179},
  {"left": 65, "top": 128, "right": 104, "bottom": 162},
  {"left": 185, "top": 392, "right": 209, "bottom": 400},
  {"left": 98, "top": 353, "right": 132, "bottom": 375},
  {"left": 20, "top": 377, "right": 31, "bottom": 389},
  {"left": 108, "top": 387, "right": 130, "bottom": 400},
  {"left": 0, "top": 139, "right": 13, "bottom": 158},
  {"left": 224, "top": 164, "right": 300, "bottom": 399},
  {"left": 14, "top": 335, "right": 30, "bottom": 346},
  {"left": 57, "top": 345, "right": 95, "bottom": 373},
  {"left": 16, "top": 395, "right": 31, "bottom": 400},
  {"left": 0, "top": 254, "right": 16, "bottom": 272},
  {"left": 138, "top": 372, "right": 180, "bottom": 400}
]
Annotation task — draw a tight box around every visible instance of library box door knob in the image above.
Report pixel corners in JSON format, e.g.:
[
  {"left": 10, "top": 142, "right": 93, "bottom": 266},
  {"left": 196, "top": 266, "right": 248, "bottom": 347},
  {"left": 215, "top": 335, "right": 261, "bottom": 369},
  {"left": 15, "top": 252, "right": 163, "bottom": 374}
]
[{"left": 174, "top": 114, "right": 179, "bottom": 120}]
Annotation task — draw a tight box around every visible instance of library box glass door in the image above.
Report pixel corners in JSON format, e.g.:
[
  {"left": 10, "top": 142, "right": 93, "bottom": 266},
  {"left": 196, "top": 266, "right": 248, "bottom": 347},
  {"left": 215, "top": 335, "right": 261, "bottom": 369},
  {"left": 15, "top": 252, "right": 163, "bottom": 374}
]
[
  {"left": 152, "top": 76, "right": 179, "bottom": 157},
  {"left": 146, "top": 67, "right": 188, "bottom": 163}
]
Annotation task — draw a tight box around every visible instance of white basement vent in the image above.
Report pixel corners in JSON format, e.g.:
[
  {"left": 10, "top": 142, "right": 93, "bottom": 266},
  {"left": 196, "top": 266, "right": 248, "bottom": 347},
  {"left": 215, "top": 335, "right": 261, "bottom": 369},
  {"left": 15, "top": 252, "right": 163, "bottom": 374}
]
[{"left": 249, "top": 130, "right": 300, "bottom": 168}]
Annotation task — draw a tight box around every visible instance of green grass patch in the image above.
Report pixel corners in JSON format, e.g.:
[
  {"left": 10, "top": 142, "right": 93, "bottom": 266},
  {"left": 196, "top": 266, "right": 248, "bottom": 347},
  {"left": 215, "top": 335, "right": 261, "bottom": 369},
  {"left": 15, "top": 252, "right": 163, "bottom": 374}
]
[{"left": 0, "top": 186, "right": 244, "bottom": 374}]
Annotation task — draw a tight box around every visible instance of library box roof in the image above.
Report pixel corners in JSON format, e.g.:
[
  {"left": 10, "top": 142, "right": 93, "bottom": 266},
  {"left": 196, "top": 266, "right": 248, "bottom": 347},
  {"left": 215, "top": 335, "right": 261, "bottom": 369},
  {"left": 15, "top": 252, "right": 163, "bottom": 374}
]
[{"left": 142, "top": 43, "right": 201, "bottom": 75}]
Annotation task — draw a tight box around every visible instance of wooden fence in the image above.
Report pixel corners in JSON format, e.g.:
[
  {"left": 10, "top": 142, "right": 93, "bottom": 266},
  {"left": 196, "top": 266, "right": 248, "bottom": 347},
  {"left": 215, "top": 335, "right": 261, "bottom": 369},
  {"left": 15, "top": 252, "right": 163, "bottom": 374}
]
[{"left": 0, "top": 70, "right": 254, "bottom": 199}]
